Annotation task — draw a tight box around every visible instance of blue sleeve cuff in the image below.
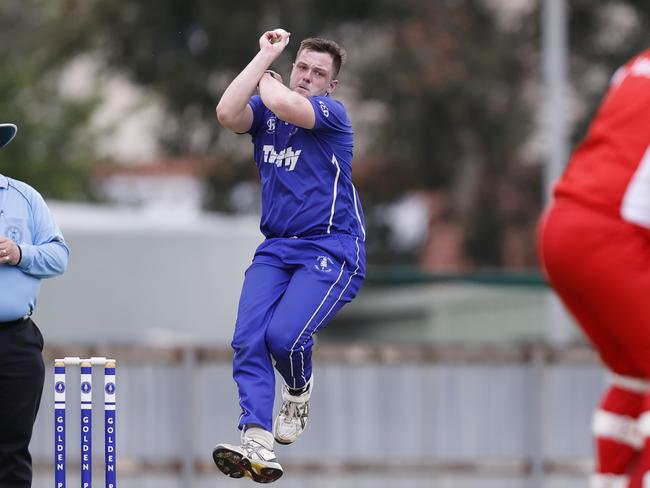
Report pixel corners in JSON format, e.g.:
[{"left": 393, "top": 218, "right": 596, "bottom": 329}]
[{"left": 16, "top": 243, "right": 35, "bottom": 270}]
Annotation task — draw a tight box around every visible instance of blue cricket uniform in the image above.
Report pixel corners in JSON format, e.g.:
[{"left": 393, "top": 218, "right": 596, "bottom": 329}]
[{"left": 232, "top": 95, "right": 366, "bottom": 431}]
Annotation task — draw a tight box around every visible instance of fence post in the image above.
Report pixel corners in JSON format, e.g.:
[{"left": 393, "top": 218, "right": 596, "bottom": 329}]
[
  {"left": 181, "top": 346, "right": 198, "bottom": 488},
  {"left": 527, "top": 344, "right": 547, "bottom": 488}
]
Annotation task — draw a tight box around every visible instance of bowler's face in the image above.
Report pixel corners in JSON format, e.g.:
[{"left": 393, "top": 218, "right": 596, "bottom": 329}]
[{"left": 289, "top": 49, "right": 338, "bottom": 98}]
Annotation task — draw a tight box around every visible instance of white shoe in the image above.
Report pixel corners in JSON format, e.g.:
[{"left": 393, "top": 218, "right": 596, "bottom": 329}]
[
  {"left": 273, "top": 376, "right": 312, "bottom": 445},
  {"left": 213, "top": 437, "right": 283, "bottom": 483}
]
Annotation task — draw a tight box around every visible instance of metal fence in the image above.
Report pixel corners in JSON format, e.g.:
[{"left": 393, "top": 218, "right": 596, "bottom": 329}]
[{"left": 32, "top": 343, "right": 604, "bottom": 488}]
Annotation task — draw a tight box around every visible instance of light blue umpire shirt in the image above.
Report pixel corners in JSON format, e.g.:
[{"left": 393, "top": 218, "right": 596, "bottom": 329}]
[{"left": 0, "top": 173, "right": 69, "bottom": 321}]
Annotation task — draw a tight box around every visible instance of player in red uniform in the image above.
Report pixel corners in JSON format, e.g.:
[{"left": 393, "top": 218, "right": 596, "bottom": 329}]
[{"left": 539, "top": 49, "right": 650, "bottom": 488}]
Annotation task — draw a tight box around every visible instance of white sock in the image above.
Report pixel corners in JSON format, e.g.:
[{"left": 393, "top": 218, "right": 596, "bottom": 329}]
[{"left": 244, "top": 427, "right": 274, "bottom": 451}]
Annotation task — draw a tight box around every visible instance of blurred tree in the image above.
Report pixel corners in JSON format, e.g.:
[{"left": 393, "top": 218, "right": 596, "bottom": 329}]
[
  {"left": 0, "top": 1, "right": 100, "bottom": 199},
  {"left": 355, "top": 1, "right": 541, "bottom": 267},
  {"left": 357, "top": 0, "right": 650, "bottom": 268},
  {"left": 567, "top": 0, "right": 650, "bottom": 141}
]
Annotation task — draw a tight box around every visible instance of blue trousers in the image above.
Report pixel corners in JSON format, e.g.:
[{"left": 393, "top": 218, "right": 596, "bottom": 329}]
[{"left": 232, "top": 234, "right": 365, "bottom": 431}]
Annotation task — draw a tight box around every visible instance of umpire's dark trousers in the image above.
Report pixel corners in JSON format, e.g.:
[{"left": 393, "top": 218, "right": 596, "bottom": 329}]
[{"left": 0, "top": 318, "right": 45, "bottom": 488}]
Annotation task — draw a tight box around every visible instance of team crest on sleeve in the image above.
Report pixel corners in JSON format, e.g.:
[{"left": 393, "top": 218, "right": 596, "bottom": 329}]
[
  {"left": 266, "top": 117, "right": 276, "bottom": 134},
  {"left": 318, "top": 101, "right": 330, "bottom": 118},
  {"left": 314, "top": 256, "right": 334, "bottom": 273}
]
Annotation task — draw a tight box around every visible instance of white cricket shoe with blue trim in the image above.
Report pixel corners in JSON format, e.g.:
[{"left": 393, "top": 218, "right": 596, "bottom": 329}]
[
  {"left": 273, "top": 376, "right": 313, "bottom": 445},
  {"left": 213, "top": 433, "right": 283, "bottom": 483}
]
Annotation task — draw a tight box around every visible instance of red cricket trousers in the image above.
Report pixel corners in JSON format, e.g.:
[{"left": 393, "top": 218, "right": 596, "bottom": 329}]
[{"left": 539, "top": 198, "right": 650, "bottom": 378}]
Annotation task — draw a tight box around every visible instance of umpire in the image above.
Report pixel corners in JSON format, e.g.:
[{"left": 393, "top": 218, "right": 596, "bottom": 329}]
[{"left": 0, "top": 123, "right": 69, "bottom": 487}]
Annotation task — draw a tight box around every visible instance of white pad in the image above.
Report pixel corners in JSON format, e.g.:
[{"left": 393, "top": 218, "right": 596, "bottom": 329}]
[
  {"left": 609, "top": 373, "right": 650, "bottom": 393},
  {"left": 591, "top": 473, "right": 629, "bottom": 488},
  {"left": 637, "top": 412, "right": 650, "bottom": 437},
  {"left": 592, "top": 410, "right": 643, "bottom": 449}
]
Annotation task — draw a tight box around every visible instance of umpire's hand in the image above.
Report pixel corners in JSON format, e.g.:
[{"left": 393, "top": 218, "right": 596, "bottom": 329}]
[{"left": 0, "top": 237, "right": 20, "bottom": 265}]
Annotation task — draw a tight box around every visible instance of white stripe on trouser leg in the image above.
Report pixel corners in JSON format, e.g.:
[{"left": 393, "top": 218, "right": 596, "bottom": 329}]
[
  {"left": 644, "top": 472, "right": 650, "bottom": 488},
  {"left": 590, "top": 473, "right": 629, "bottom": 488},
  {"left": 300, "top": 345, "right": 306, "bottom": 384},
  {"left": 592, "top": 410, "right": 643, "bottom": 449},
  {"left": 297, "top": 238, "right": 361, "bottom": 383},
  {"left": 311, "top": 238, "right": 361, "bottom": 332},
  {"left": 288, "top": 263, "right": 346, "bottom": 387},
  {"left": 609, "top": 373, "right": 650, "bottom": 393}
]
